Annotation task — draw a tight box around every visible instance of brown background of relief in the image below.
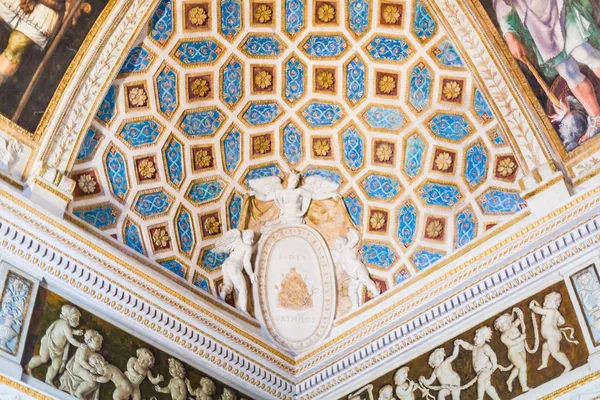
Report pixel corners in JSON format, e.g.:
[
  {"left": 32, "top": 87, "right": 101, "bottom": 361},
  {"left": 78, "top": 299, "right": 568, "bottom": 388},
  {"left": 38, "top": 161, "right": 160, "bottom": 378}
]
[
  {"left": 343, "top": 281, "right": 589, "bottom": 399},
  {"left": 22, "top": 288, "right": 252, "bottom": 400}
]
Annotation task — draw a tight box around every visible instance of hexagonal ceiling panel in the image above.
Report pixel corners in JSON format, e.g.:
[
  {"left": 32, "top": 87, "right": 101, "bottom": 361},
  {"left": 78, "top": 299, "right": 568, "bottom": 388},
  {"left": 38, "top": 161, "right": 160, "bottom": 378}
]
[{"left": 69, "top": 0, "right": 526, "bottom": 305}]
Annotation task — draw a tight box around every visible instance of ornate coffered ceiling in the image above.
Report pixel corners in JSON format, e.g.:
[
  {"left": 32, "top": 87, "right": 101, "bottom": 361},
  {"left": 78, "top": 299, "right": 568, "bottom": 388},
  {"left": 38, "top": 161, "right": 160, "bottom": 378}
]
[{"left": 67, "top": 0, "right": 526, "bottom": 311}]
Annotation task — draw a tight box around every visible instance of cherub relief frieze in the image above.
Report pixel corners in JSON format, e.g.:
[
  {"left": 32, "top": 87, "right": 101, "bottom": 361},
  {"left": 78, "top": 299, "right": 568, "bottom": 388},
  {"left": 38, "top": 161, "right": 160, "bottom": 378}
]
[
  {"left": 23, "top": 290, "right": 250, "bottom": 400},
  {"left": 345, "top": 281, "right": 587, "bottom": 400}
]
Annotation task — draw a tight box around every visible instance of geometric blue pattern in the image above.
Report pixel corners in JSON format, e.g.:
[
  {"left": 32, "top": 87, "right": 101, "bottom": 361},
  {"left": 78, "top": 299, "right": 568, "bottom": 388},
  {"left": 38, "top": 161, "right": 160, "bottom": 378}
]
[
  {"left": 163, "top": 136, "right": 184, "bottom": 189},
  {"left": 465, "top": 142, "right": 488, "bottom": 188},
  {"left": 345, "top": 56, "right": 366, "bottom": 105},
  {"left": 478, "top": 189, "right": 526, "bottom": 214},
  {"left": 489, "top": 130, "right": 507, "bottom": 146},
  {"left": 239, "top": 34, "right": 286, "bottom": 58},
  {"left": 221, "top": 56, "right": 243, "bottom": 109},
  {"left": 404, "top": 133, "right": 426, "bottom": 179},
  {"left": 172, "top": 39, "right": 224, "bottom": 65},
  {"left": 227, "top": 192, "right": 243, "bottom": 229},
  {"left": 360, "top": 242, "right": 397, "bottom": 268},
  {"left": 96, "top": 86, "right": 117, "bottom": 126},
  {"left": 304, "top": 168, "right": 343, "bottom": 185},
  {"left": 149, "top": 0, "right": 173, "bottom": 46},
  {"left": 364, "top": 36, "right": 412, "bottom": 62},
  {"left": 119, "top": 119, "right": 163, "bottom": 148},
  {"left": 73, "top": 204, "right": 118, "bottom": 230},
  {"left": 77, "top": 129, "right": 102, "bottom": 161},
  {"left": 361, "top": 174, "right": 401, "bottom": 200},
  {"left": 186, "top": 179, "right": 226, "bottom": 206},
  {"left": 395, "top": 269, "right": 410, "bottom": 285},
  {"left": 282, "top": 121, "right": 303, "bottom": 166},
  {"left": 104, "top": 145, "right": 129, "bottom": 201},
  {"left": 284, "top": 55, "right": 305, "bottom": 104},
  {"left": 433, "top": 40, "right": 465, "bottom": 69},
  {"left": 412, "top": 249, "right": 445, "bottom": 270},
  {"left": 412, "top": 0, "right": 436, "bottom": 42},
  {"left": 124, "top": 219, "right": 145, "bottom": 255},
  {"left": 193, "top": 275, "right": 211, "bottom": 293},
  {"left": 200, "top": 248, "right": 229, "bottom": 271},
  {"left": 341, "top": 125, "right": 365, "bottom": 172},
  {"left": 119, "top": 45, "right": 154, "bottom": 76},
  {"left": 159, "top": 259, "right": 186, "bottom": 278},
  {"left": 362, "top": 106, "right": 406, "bottom": 131},
  {"left": 155, "top": 64, "right": 178, "bottom": 118},
  {"left": 222, "top": 126, "right": 242, "bottom": 174},
  {"left": 473, "top": 89, "right": 494, "bottom": 123},
  {"left": 344, "top": 192, "right": 363, "bottom": 227},
  {"left": 420, "top": 181, "right": 462, "bottom": 207},
  {"left": 284, "top": 0, "right": 305, "bottom": 38},
  {"left": 300, "top": 101, "right": 344, "bottom": 127},
  {"left": 241, "top": 102, "right": 283, "bottom": 126},
  {"left": 455, "top": 208, "right": 477, "bottom": 248},
  {"left": 397, "top": 202, "right": 417, "bottom": 248},
  {"left": 175, "top": 207, "right": 195, "bottom": 258},
  {"left": 133, "top": 190, "right": 173, "bottom": 218},
  {"left": 219, "top": 0, "right": 242, "bottom": 41},
  {"left": 244, "top": 163, "right": 282, "bottom": 185},
  {"left": 302, "top": 35, "right": 348, "bottom": 59},
  {"left": 179, "top": 108, "right": 225, "bottom": 137},
  {"left": 348, "top": 0, "right": 370, "bottom": 38},
  {"left": 409, "top": 63, "right": 432, "bottom": 113},
  {"left": 428, "top": 113, "right": 472, "bottom": 141}
]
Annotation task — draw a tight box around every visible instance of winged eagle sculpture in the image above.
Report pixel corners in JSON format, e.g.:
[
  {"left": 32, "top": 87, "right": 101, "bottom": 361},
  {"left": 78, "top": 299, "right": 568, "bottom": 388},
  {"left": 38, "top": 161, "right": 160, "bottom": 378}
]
[{"left": 248, "top": 171, "right": 340, "bottom": 230}]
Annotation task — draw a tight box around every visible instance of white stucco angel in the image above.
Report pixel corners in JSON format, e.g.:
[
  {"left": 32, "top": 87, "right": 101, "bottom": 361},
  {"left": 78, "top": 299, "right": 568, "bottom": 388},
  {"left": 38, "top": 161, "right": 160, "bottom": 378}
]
[
  {"left": 332, "top": 229, "right": 380, "bottom": 310},
  {"left": 455, "top": 327, "right": 501, "bottom": 400},
  {"left": 214, "top": 229, "right": 256, "bottom": 314},
  {"left": 26, "top": 304, "right": 83, "bottom": 386},
  {"left": 530, "top": 292, "right": 579, "bottom": 374},
  {"left": 248, "top": 171, "right": 340, "bottom": 230}
]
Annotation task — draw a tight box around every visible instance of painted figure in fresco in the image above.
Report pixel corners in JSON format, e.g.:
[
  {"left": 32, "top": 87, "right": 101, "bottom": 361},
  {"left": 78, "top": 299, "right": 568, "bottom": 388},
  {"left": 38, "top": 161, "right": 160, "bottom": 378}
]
[
  {"left": 154, "top": 358, "right": 188, "bottom": 400},
  {"left": 0, "top": 0, "right": 72, "bottom": 85},
  {"left": 248, "top": 172, "right": 340, "bottom": 230},
  {"left": 125, "top": 348, "right": 164, "bottom": 400},
  {"left": 26, "top": 304, "right": 83, "bottom": 386},
  {"left": 214, "top": 229, "right": 256, "bottom": 314},
  {"left": 332, "top": 229, "right": 380, "bottom": 310},
  {"left": 420, "top": 345, "right": 462, "bottom": 400},
  {"left": 93, "top": 355, "right": 134, "bottom": 400},
  {"left": 455, "top": 327, "right": 501, "bottom": 400},
  {"left": 530, "top": 292, "right": 578, "bottom": 374},
  {"left": 59, "top": 329, "right": 104, "bottom": 400},
  {"left": 575, "top": 270, "right": 600, "bottom": 330},
  {"left": 494, "top": 312, "right": 530, "bottom": 392},
  {"left": 186, "top": 377, "right": 216, "bottom": 400},
  {"left": 494, "top": 0, "right": 600, "bottom": 144}
]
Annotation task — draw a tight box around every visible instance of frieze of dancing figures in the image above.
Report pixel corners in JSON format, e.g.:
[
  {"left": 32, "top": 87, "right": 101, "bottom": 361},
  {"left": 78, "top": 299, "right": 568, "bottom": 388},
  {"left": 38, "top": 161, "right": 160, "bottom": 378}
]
[
  {"left": 23, "top": 289, "right": 250, "bottom": 400},
  {"left": 343, "top": 281, "right": 588, "bottom": 400}
]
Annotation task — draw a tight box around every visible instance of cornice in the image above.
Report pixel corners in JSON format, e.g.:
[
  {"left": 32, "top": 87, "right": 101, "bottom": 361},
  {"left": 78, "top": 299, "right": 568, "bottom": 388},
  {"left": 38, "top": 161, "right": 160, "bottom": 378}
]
[{"left": 1, "top": 183, "right": 600, "bottom": 398}]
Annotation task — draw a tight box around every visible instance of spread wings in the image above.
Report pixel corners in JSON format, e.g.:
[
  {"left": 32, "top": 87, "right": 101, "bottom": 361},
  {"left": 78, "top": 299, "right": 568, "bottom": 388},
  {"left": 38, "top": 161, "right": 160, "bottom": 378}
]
[
  {"left": 214, "top": 229, "right": 242, "bottom": 253},
  {"left": 301, "top": 176, "right": 340, "bottom": 194},
  {"left": 248, "top": 176, "right": 283, "bottom": 195}
]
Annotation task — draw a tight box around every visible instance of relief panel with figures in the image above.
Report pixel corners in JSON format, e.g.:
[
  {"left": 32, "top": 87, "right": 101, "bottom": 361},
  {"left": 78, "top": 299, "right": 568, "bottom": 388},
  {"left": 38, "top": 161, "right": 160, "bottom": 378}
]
[
  {"left": 23, "top": 288, "right": 251, "bottom": 400},
  {"left": 571, "top": 263, "right": 600, "bottom": 346},
  {"left": 342, "top": 281, "right": 588, "bottom": 400}
]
